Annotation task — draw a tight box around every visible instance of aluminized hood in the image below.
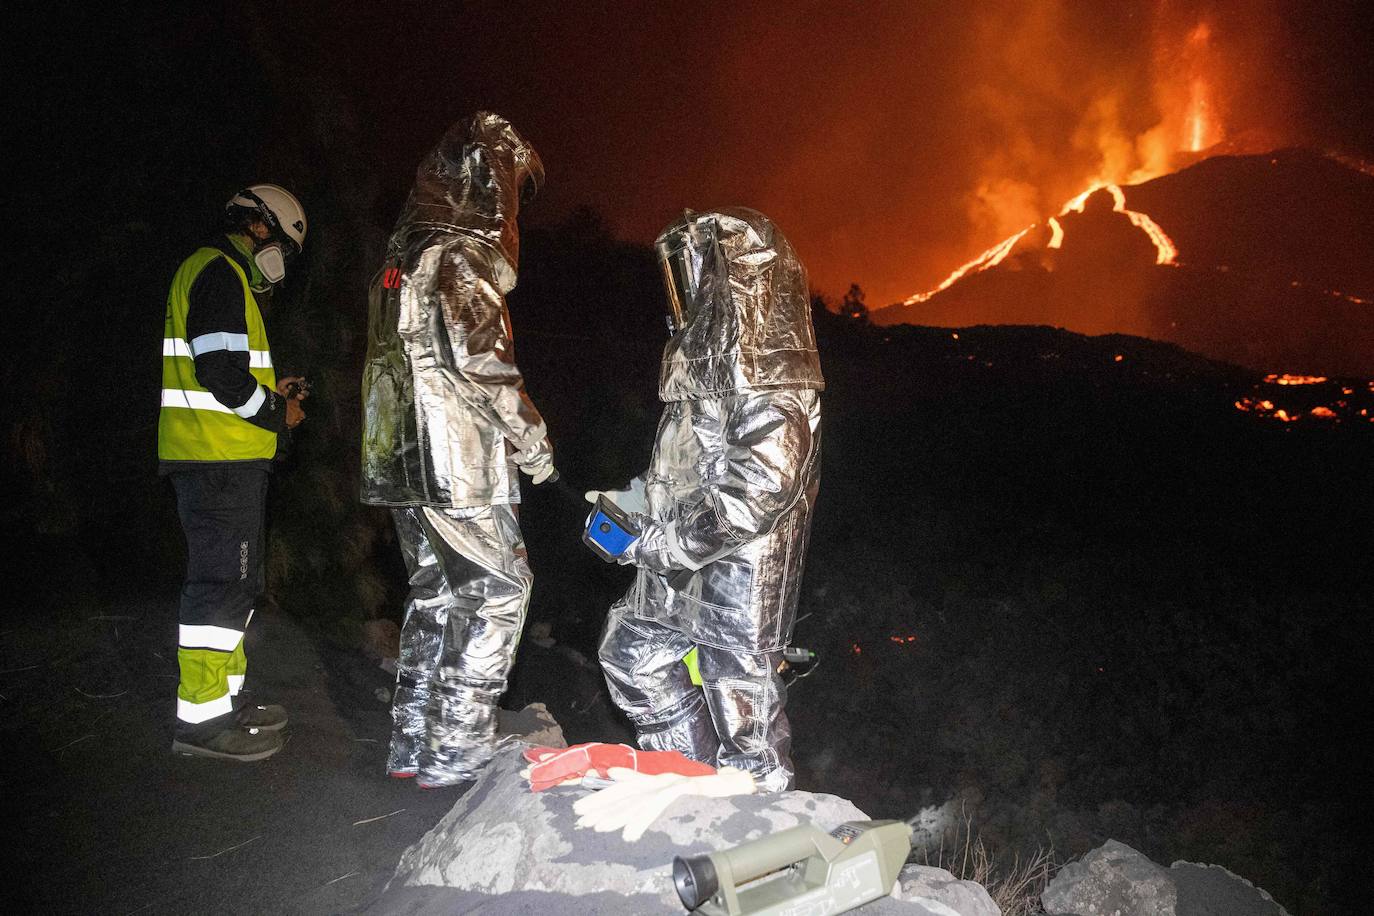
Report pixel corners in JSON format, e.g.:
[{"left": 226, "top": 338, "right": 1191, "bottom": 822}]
[
  {"left": 656, "top": 208, "right": 824, "bottom": 402},
  {"left": 394, "top": 111, "right": 544, "bottom": 284}
]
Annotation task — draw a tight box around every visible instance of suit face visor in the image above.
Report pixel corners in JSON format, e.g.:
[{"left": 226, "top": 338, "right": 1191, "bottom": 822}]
[
  {"left": 655, "top": 217, "right": 714, "bottom": 335},
  {"left": 518, "top": 155, "right": 545, "bottom": 205}
]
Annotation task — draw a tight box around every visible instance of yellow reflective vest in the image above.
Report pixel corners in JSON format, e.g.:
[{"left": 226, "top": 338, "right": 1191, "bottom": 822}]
[{"left": 158, "top": 246, "right": 278, "bottom": 462}]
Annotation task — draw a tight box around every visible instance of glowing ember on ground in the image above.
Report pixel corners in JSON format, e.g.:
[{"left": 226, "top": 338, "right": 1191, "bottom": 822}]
[
  {"left": 1234, "top": 375, "right": 1374, "bottom": 425},
  {"left": 1265, "top": 374, "right": 1329, "bottom": 385}
]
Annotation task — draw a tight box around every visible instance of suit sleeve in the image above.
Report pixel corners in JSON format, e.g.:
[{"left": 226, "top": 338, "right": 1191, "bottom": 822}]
[
  {"left": 427, "top": 242, "right": 546, "bottom": 451},
  {"left": 185, "top": 259, "right": 287, "bottom": 432},
  {"left": 625, "top": 391, "right": 816, "bottom": 573}
]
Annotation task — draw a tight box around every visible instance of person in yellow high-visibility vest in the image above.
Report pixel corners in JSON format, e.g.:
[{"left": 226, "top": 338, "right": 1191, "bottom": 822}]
[{"left": 158, "top": 184, "right": 307, "bottom": 761}]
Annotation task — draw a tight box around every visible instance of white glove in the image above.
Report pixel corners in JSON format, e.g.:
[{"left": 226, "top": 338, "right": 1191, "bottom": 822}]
[
  {"left": 583, "top": 477, "right": 647, "bottom": 514},
  {"left": 572, "top": 766, "right": 755, "bottom": 842},
  {"left": 514, "top": 437, "right": 557, "bottom": 485}
]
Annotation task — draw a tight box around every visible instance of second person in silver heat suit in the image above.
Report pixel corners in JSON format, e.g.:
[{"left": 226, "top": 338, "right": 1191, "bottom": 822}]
[
  {"left": 594, "top": 208, "right": 824, "bottom": 792},
  {"left": 360, "top": 112, "right": 554, "bottom": 787}
]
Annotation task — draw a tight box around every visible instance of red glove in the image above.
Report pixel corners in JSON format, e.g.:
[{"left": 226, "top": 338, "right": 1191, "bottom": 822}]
[{"left": 522, "top": 742, "right": 714, "bottom": 791}]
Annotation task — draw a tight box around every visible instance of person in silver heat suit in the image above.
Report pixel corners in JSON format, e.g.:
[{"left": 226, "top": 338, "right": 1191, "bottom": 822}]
[
  {"left": 595, "top": 208, "right": 823, "bottom": 792},
  {"left": 360, "top": 112, "right": 553, "bottom": 786}
]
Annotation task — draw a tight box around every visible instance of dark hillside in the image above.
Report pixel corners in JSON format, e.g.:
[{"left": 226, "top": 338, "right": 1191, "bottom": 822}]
[
  {"left": 496, "top": 276, "right": 1373, "bottom": 913},
  {"left": 759, "top": 314, "right": 1372, "bottom": 914}
]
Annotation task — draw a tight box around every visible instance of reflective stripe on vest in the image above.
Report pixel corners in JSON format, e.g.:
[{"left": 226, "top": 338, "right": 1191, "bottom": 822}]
[
  {"left": 163, "top": 336, "right": 273, "bottom": 368},
  {"left": 158, "top": 246, "right": 278, "bottom": 462}
]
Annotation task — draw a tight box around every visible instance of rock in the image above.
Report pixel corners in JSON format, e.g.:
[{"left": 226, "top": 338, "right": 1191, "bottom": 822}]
[
  {"left": 905, "top": 796, "right": 959, "bottom": 855},
  {"left": 1168, "top": 861, "right": 1291, "bottom": 916},
  {"left": 361, "top": 618, "right": 400, "bottom": 660},
  {"left": 379, "top": 736, "right": 998, "bottom": 914},
  {"left": 897, "top": 864, "right": 1003, "bottom": 916},
  {"left": 494, "top": 703, "right": 566, "bottom": 750},
  {"left": 526, "top": 620, "right": 555, "bottom": 648},
  {"left": 1042, "top": 840, "right": 1292, "bottom": 916},
  {"left": 1042, "top": 839, "right": 1177, "bottom": 916}
]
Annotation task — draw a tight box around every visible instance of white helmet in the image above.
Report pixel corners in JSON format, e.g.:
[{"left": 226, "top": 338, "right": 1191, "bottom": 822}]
[{"left": 227, "top": 184, "right": 307, "bottom": 252}]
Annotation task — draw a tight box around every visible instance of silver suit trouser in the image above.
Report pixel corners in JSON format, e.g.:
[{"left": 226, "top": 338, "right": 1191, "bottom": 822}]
[
  {"left": 388, "top": 504, "right": 532, "bottom": 784},
  {"left": 598, "top": 605, "right": 794, "bottom": 792}
]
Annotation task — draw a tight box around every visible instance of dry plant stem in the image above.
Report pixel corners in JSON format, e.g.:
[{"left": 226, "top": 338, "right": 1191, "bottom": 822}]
[
  {"left": 920, "top": 807, "right": 1054, "bottom": 916},
  {"left": 189, "top": 835, "right": 261, "bottom": 861},
  {"left": 75, "top": 687, "right": 128, "bottom": 699},
  {"left": 55, "top": 734, "right": 96, "bottom": 752},
  {"left": 353, "top": 808, "right": 405, "bottom": 826}
]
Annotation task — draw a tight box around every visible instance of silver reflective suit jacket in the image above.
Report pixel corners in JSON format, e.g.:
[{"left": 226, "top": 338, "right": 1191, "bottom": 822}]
[
  {"left": 360, "top": 113, "right": 547, "bottom": 508},
  {"left": 628, "top": 209, "right": 824, "bottom": 653}
]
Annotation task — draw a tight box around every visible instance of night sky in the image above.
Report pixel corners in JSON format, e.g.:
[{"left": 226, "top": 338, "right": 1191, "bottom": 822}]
[{"left": 17, "top": 0, "right": 1374, "bottom": 308}]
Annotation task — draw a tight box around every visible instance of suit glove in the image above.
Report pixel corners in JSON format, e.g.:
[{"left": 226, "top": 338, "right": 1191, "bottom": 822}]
[
  {"left": 572, "top": 766, "right": 755, "bottom": 842},
  {"left": 514, "top": 436, "right": 557, "bottom": 485},
  {"left": 583, "top": 476, "right": 646, "bottom": 514},
  {"left": 521, "top": 742, "right": 714, "bottom": 792}
]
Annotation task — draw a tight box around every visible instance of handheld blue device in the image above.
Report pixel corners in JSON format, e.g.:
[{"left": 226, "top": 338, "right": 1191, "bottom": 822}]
[{"left": 583, "top": 496, "right": 641, "bottom": 562}]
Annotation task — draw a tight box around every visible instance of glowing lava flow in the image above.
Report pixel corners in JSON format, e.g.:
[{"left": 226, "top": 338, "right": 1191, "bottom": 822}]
[
  {"left": 1047, "top": 217, "right": 1064, "bottom": 249},
  {"left": 902, "top": 182, "right": 1178, "bottom": 305},
  {"left": 903, "top": 227, "right": 1031, "bottom": 305},
  {"left": 1059, "top": 183, "right": 1178, "bottom": 265}
]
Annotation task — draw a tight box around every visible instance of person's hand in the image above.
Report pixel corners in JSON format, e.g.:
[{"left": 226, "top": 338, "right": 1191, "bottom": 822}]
[
  {"left": 285, "top": 398, "right": 305, "bottom": 429},
  {"left": 514, "top": 436, "right": 556, "bottom": 485},
  {"left": 276, "top": 376, "right": 307, "bottom": 399},
  {"left": 583, "top": 477, "right": 647, "bottom": 514}
]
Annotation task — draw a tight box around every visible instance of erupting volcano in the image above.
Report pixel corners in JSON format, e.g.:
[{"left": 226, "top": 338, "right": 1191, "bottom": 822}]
[{"left": 874, "top": 14, "right": 1374, "bottom": 390}]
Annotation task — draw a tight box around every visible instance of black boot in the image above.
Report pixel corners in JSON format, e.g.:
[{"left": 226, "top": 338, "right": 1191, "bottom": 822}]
[
  {"left": 234, "top": 703, "right": 288, "bottom": 731},
  {"left": 173, "top": 721, "right": 283, "bottom": 761}
]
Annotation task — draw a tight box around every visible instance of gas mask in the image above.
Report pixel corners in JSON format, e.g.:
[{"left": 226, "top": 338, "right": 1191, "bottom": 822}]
[
  {"left": 253, "top": 241, "right": 288, "bottom": 286},
  {"left": 655, "top": 213, "right": 717, "bottom": 336}
]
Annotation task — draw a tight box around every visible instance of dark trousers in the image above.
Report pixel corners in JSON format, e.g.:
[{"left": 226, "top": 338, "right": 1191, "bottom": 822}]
[{"left": 171, "top": 466, "right": 268, "bottom": 727}]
